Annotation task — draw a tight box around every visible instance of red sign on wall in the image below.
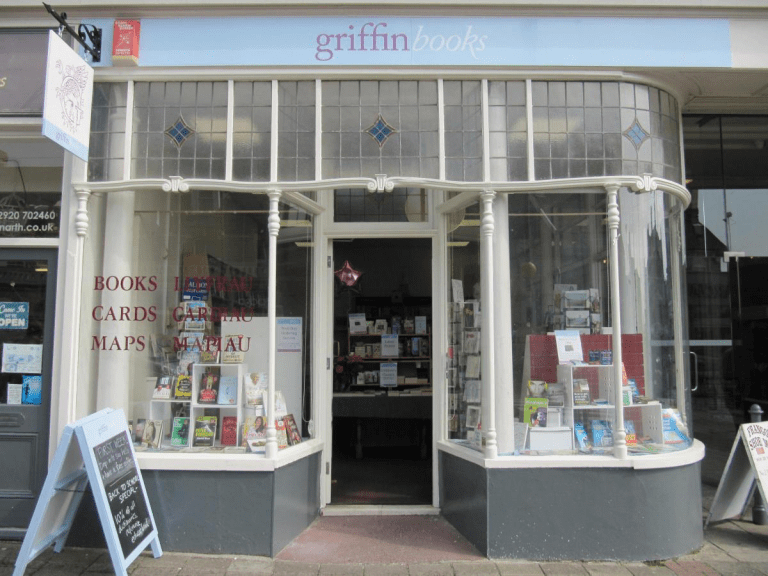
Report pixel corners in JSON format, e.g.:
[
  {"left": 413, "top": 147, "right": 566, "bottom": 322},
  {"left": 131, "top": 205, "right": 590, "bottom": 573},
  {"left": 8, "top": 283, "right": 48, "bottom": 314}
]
[{"left": 112, "top": 20, "right": 140, "bottom": 66}]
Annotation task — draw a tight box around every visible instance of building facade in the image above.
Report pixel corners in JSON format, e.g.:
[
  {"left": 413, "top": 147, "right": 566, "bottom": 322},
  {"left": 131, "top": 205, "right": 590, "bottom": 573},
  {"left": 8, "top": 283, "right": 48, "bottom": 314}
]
[{"left": 2, "top": 0, "right": 768, "bottom": 561}]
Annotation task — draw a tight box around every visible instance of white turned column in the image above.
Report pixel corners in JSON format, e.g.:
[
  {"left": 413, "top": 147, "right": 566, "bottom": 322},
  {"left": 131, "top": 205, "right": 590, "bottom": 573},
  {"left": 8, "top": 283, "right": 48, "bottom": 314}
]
[
  {"left": 606, "top": 184, "right": 627, "bottom": 459},
  {"left": 265, "top": 190, "right": 282, "bottom": 458},
  {"left": 481, "top": 189, "right": 498, "bottom": 459}
]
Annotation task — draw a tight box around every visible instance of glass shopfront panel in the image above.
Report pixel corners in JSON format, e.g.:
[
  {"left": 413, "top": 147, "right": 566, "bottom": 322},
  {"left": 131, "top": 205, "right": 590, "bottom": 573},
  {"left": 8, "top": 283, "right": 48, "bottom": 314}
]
[
  {"left": 511, "top": 188, "right": 692, "bottom": 455},
  {"left": 446, "top": 201, "right": 482, "bottom": 449},
  {"left": 80, "top": 188, "right": 313, "bottom": 455}
]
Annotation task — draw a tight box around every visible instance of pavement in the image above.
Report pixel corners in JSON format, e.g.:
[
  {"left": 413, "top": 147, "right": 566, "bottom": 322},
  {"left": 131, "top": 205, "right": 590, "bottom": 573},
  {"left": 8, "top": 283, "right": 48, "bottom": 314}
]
[{"left": 5, "top": 484, "right": 768, "bottom": 576}]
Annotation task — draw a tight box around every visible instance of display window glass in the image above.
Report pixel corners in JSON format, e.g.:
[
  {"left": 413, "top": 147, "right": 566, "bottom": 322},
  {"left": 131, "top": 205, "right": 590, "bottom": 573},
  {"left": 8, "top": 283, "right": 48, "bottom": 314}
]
[
  {"left": 446, "top": 200, "right": 482, "bottom": 449},
  {"left": 511, "top": 189, "right": 693, "bottom": 455},
  {"left": 80, "top": 189, "right": 313, "bottom": 455}
]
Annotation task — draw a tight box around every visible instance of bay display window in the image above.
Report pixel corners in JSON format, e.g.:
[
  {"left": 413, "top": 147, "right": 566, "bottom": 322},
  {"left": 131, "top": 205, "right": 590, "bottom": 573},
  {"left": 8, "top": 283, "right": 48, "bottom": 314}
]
[
  {"left": 511, "top": 187, "right": 692, "bottom": 456},
  {"left": 82, "top": 189, "right": 313, "bottom": 456}
]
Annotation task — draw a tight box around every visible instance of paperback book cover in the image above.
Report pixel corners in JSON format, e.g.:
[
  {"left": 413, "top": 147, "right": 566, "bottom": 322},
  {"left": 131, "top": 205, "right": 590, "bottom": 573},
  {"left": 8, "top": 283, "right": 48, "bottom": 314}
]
[
  {"left": 153, "top": 375, "right": 173, "bottom": 399},
  {"left": 524, "top": 397, "right": 548, "bottom": 427},
  {"left": 244, "top": 372, "right": 267, "bottom": 408},
  {"left": 21, "top": 375, "right": 42, "bottom": 405},
  {"left": 573, "top": 379, "right": 591, "bottom": 405},
  {"left": 173, "top": 374, "right": 193, "bottom": 399},
  {"left": 283, "top": 414, "right": 302, "bottom": 446},
  {"left": 222, "top": 334, "right": 246, "bottom": 363},
  {"left": 193, "top": 415, "right": 218, "bottom": 447},
  {"left": 221, "top": 416, "right": 238, "bottom": 446},
  {"left": 276, "top": 418, "right": 289, "bottom": 450},
  {"left": 142, "top": 419, "right": 164, "bottom": 449},
  {"left": 170, "top": 417, "right": 190, "bottom": 447},
  {"left": 133, "top": 419, "right": 146, "bottom": 444},
  {"left": 242, "top": 415, "right": 267, "bottom": 453},
  {"left": 218, "top": 376, "right": 238, "bottom": 405},
  {"left": 198, "top": 372, "right": 219, "bottom": 404}
]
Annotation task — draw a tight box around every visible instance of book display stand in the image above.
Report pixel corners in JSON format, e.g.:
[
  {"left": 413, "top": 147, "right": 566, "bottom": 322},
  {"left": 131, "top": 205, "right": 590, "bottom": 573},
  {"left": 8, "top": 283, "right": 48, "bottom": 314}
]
[{"left": 521, "top": 333, "right": 663, "bottom": 453}]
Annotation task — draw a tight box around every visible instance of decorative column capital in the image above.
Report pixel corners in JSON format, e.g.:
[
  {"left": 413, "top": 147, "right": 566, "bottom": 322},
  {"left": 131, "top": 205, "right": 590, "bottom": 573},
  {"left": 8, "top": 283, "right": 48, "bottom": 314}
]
[{"left": 162, "top": 176, "right": 189, "bottom": 193}]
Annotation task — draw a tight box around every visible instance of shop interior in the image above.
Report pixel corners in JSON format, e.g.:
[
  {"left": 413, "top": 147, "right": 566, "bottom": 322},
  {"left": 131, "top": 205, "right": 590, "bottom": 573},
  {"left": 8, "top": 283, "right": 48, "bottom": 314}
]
[{"left": 331, "top": 238, "right": 432, "bottom": 506}]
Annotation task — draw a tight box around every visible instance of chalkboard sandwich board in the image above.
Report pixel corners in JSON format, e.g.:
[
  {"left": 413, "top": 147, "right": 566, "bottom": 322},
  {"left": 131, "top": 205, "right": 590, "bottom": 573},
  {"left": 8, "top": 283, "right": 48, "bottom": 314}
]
[{"left": 13, "top": 408, "right": 162, "bottom": 576}]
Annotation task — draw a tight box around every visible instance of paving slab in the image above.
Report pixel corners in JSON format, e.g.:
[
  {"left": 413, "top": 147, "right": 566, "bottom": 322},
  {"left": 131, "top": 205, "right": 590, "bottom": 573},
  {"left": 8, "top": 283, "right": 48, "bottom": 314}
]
[
  {"left": 623, "top": 562, "right": 676, "bottom": 575},
  {"left": 583, "top": 562, "right": 634, "bottom": 575},
  {"left": 318, "top": 563, "right": 364, "bottom": 575},
  {"left": 663, "top": 560, "right": 720, "bottom": 575},
  {"left": 539, "top": 562, "right": 590, "bottom": 575},
  {"left": 361, "top": 563, "right": 409, "bottom": 575},
  {"left": 451, "top": 561, "right": 500, "bottom": 575},
  {"left": 273, "top": 560, "right": 320, "bottom": 575},
  {"left": 407, "top": 562, "right": 456, "bottom": 575},
  {"left": 703, "top": 561, "right": 768, "bottom": 576},
  {"left": 494, "top": 561, "right": 545, "bottom": 575},
  {"left": 226, "top": 557, "right": 276, "bottom": 574}
]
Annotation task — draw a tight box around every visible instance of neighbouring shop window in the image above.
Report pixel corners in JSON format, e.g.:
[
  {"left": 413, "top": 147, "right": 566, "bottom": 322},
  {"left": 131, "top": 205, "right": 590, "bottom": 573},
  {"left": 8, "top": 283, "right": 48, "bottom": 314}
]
[
  {"left": 446, "top": 200, "right": 482, "bottom": 449},
  {"left": 82, "top": 190, "right": 313, "bottom": 455}
]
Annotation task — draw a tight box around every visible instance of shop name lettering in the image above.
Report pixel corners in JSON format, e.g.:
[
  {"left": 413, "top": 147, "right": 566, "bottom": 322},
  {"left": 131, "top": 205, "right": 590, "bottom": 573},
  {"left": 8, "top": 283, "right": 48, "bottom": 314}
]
[
  {"left": 747, "top": 424, "right": 768, "bottom": 450},
  {"left": 315, "top": 23, "right": 488, "bottom": 61},
  {"left": 90, "top": 275, "right": 253, "bottom": 351}
]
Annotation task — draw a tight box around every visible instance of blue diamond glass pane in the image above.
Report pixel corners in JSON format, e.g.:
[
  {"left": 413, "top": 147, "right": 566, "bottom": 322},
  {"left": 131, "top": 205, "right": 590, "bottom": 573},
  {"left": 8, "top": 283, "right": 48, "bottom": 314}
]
[
  {"left": 165, "top": 116, "right": 195, "bottom": 148},
  {"left": 623, "top": 119, "right": 649, "bottom": 150},
  {"left": 365, "top": 114, "right": 397, "bottom": 148}
]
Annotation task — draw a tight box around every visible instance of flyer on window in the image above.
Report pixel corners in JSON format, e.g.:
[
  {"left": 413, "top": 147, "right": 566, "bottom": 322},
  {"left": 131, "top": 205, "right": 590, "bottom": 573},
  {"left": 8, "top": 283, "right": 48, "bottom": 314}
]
[{"left": 2, "top": 343, "right": 43, "bottom": 374}]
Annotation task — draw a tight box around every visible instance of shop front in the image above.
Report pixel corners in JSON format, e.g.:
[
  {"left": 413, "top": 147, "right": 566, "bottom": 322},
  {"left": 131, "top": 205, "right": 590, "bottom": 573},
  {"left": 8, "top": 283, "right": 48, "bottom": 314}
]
[
  {"left": 0, "top": 28, "right": 64, "bottom": 538},
  {"left": 13, "top": 4, "right": 768, "bottom": 561}
]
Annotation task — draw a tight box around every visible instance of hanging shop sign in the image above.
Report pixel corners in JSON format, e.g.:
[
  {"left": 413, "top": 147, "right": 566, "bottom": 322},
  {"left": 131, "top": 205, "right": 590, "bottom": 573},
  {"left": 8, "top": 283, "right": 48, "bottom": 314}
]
[{"left": 41, "top": 31, "right": 94, "bottom": 161}]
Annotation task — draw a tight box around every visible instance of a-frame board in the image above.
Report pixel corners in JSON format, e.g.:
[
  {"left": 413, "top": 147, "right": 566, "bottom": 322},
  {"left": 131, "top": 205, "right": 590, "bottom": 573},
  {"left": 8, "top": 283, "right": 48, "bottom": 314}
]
[
  {"left": 706, "top": 421, "right": 768, "bottom": 527},
  {"left": 13, "top": 408, "right": 162, "bottom": 576}
]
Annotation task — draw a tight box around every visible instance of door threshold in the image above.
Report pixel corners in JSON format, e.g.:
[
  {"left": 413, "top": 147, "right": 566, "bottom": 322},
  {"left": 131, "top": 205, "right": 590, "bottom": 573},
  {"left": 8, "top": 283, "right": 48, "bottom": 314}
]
[{"left": 322, "top": 505, "right": 439, "bottom": 516}]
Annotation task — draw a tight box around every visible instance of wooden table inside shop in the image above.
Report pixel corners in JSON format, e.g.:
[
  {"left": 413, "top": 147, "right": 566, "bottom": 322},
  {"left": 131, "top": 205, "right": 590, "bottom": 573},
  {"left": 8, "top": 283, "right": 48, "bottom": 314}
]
[{"left": 333, "top": 393, "right": 432, "bottom": 459}]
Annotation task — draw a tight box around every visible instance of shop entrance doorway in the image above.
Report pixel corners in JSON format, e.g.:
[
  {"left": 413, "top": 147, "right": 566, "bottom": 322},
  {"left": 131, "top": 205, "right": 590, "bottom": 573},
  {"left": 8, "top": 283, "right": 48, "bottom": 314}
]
[
  {"left": 331, "top": 238, "right": 432, "bottom": 506},
  {"left": 0, "top": 249, "right": 57, "bottom": 537}
]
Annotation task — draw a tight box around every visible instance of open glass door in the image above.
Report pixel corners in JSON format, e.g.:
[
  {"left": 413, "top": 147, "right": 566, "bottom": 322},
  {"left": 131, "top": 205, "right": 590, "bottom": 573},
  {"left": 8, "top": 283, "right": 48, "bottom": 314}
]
[{"left": 330, "top": 239, "right": 432, "bottom": 505}]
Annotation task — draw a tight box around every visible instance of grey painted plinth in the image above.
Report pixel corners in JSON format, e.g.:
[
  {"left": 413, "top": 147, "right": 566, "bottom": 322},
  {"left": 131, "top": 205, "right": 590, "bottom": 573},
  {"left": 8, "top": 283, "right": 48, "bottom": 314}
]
[
  {"left": 439, "top": 450, "right": 703, "bottom": 561},
  {"left": 67, "top": 452, "right": 320, "bottom": 557}
]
